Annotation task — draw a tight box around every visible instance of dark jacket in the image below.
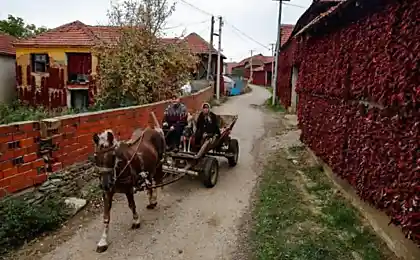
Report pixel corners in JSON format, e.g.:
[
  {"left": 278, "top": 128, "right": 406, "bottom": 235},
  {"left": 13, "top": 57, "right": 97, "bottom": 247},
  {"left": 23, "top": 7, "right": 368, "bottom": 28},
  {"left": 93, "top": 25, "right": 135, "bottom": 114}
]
[
  {"left": 163, "top": 103, "right": 188, "bottom": 129},
  {"left": 196, "top": 111, "right": 220, "bottom": 136}
]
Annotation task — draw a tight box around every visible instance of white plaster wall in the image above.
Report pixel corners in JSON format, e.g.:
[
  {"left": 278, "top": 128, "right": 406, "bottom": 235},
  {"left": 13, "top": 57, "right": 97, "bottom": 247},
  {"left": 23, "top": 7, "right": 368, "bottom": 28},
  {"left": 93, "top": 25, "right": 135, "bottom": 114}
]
[
  {"left": 290, "top": 66, "right": 299, "bottom": 113},
  {"left": 0, "top": 55, "right": 16, "bottom": 104}
]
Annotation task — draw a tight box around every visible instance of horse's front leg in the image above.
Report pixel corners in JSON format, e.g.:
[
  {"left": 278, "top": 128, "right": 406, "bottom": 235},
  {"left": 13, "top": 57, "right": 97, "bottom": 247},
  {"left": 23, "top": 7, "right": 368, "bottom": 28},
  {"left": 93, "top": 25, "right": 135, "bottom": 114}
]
[
  {"left": 97, "top": 191, "right": 114, "bottom": 253},
  {"left": 126, "top": 192, "right": 141, "bottom": 229},
  {"left": 146, "top": 185, "right": 158, "bottom": 209},
  {"left": 146, "top": 172, "right": 158, "bottom": 209}
]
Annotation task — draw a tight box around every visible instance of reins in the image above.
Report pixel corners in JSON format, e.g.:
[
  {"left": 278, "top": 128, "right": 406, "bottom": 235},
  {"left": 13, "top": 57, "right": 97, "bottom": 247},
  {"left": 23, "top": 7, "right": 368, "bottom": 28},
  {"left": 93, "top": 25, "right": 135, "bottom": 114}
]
[{"left": 115, "top": 131, "right": 145, "bottom": 184}]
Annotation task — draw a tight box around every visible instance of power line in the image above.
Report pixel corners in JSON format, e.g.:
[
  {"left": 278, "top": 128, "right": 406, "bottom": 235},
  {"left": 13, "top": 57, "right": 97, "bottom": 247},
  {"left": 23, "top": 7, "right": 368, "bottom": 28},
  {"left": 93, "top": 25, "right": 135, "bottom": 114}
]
[
  {"left": 164, "top": 19, "right": 208, "bottom": 30},
  {"left": 283, "top": 2, "right": 308, "bottom": 9},
  {"left": 177, "top": 0, "right": 270, "bottom": 51},
  {"left": 178, "top": 0, "right": 213, "bottom": 16},
  {"left": 224, "top": 21, "right": 270, "bottom": 50}
]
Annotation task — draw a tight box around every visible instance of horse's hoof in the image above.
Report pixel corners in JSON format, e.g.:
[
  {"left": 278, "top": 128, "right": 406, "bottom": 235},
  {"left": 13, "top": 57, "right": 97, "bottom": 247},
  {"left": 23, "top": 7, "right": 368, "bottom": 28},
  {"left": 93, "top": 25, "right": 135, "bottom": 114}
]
[
  {"left": 131, "top": 223, "right": 141, "bottom": 229},
  {"left": 146, "top": 203, "right": 157, "bottom": 209},
  {"left": 96, "top": 245, "right": 108, "bottom": 253}
]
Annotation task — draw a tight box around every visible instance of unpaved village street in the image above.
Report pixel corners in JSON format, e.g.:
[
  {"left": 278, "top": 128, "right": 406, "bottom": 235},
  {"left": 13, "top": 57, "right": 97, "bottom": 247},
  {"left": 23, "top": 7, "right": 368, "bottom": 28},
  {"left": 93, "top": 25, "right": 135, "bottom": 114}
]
[{"left": 39, "top": 86, "right": 270, "bottom": 260}]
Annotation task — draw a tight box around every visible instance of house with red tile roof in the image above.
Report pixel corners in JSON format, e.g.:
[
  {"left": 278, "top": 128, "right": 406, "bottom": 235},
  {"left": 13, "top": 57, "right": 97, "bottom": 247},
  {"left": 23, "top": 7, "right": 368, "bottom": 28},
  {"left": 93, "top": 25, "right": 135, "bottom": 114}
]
[
  {"left": 13, "top": 20, "right": 224, "bottom": 109},
  {"left": 229, "top": 25, "right": 294, "bottom": 86},
  {"left": 0, "top": 33, "right": 16, "bottom": 104}
]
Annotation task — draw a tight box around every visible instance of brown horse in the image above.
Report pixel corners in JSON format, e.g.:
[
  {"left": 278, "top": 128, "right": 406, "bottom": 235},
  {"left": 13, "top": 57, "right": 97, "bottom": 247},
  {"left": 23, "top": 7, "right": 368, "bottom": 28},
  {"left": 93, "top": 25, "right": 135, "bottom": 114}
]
[{"left": 92, "top": 126, "right": 165, "bottom": 253}]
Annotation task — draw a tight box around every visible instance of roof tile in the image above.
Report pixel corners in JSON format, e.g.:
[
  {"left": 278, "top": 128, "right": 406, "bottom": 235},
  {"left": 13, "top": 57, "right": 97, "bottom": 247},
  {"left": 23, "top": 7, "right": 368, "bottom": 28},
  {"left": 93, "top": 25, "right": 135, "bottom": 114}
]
[
  {"left": 13, "top": 21, "right": 223, "bottom": 58},
  {"left": 280, "top": 24, "right": 294, "bottom": 46},
  {"left": 14, "top": 21, "right": 95, "bottom": 47},
  {"left": 0, "top": 33, "right": 16, "bottom": 56}
]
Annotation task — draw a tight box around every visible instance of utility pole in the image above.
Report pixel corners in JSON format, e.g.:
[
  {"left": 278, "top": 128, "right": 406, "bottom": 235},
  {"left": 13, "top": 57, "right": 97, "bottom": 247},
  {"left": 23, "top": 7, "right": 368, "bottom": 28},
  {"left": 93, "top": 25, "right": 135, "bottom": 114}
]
[
  {"left": 272, "top": 0, "right": 289, "bottom": 105},
  {"left": 270, "top": 43, "right": 275, "bottom": 85},
  {"left": 207, "top": 16, "right": 215, "bottom": 80},
  {"left": 249, "top": 49, "right": 254, "bottom": 82},
  {"left": 215, "top": 16, "right": 223, "bottom": 100}
]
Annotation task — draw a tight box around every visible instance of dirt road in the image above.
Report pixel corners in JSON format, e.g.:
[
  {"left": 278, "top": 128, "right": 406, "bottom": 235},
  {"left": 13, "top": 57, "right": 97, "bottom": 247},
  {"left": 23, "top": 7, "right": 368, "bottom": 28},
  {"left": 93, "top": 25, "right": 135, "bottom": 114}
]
[{"left": 41, "top": 86, "right": 270, "bottom": 260}]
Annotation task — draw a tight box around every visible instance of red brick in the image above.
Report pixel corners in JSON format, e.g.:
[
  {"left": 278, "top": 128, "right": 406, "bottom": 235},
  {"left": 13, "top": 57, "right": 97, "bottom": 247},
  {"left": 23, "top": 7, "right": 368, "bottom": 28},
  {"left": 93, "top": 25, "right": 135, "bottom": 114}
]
[
  {"left": 61, "top": 116, "right": 80, "bottom": 126},
  {"left": 33, "top": 174, "right": 47, "bottom": 185},
  {"left": 18, "top": 163, "right": 32, "bottom": 173},
  {"left": 0, "top": 150, "right": 14, "bottom": 161},
  {"left": 13, "top": 148, "right": 26, "bottom": 157},
  {"left": 51, "top": 162, "right": 62, "bottom": 172},
  {"left": 26, "top": 131, "right": 40, "bottom": 138},
  {"left": 12, "top": 132, "right": 27, "bottom": 141},
  {"left": 20, "top": 137, "right": 34, "bottom": 148},
  {"left": 17, "top": 122, "right": 34, "bottom": 132},
  {"left": 9, "top": 175, "right": 33, "bottom": 192},
  {"left": 32, "top": 159, "right": 45, "bottom": 168},
  {"left": 24, "top": 152, "right": 38, "bottom": 163},
  {"left": 52, "top": 134, "right": 63, "bottom": 143},
  {"left": 0, "top": 125, "right": 14, "bottom": 135},
  {"left": 0, "top": 142, "right": 7, "bottom": 153},
  {"left": 26, "top": 145, "right": 38, "bottom": 154},
  {"left": 0, "top": 160, "right": 13, "bottom": 171},
  {"left": 3, "top": 167, "right": 17, "bottom": 179},
  {"left": 22, "top": 169, "right": 37, "bottom": 179},
  {"left": 0, "top": 177, "right": 10, "bottom": 188},
  {"left": 5, "top": 185, "right": 18, "bottom": 193},
  {"left": 0, "top": 134, "right": 13, "bottom": 143},
  {"left": 5, "top": 171, "right": 25, "bottom": 184}
]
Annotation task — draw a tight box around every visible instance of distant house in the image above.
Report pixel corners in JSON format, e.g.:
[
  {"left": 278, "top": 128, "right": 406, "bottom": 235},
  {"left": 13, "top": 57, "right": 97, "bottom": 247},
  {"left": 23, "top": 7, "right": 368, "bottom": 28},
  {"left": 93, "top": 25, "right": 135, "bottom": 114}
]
[
  {"left": 182, "top": 32, "right": 226, "bottom": 80},
  {"left": 224, "top": 62, "right": 238, "bottom": 75},
  {"left": 231, "top": 25, "right": 294, "bottom": 86},
  {"left": 0, "top": 33, "right": 16, "bottom": 104},
  {"left": 13, "top": 20, "right": 225, "bottom": 110},
  {"left": 231, "top": 54, "right": 273, "bottom": 86}
]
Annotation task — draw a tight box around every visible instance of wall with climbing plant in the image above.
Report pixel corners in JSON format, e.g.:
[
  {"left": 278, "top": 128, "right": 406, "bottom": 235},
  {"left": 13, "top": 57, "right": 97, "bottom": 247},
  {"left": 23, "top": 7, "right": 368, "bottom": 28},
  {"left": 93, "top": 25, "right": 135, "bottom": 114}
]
[{"left": 281, "top": 0, "right": 420, "bottom": 245}]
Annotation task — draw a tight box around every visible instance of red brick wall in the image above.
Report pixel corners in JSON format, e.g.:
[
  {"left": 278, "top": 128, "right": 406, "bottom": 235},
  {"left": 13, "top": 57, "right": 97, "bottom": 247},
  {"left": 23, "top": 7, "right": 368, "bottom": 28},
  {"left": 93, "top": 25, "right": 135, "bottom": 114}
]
[{"left": 0, "top": 87, "right": 213, "bottom": 197}]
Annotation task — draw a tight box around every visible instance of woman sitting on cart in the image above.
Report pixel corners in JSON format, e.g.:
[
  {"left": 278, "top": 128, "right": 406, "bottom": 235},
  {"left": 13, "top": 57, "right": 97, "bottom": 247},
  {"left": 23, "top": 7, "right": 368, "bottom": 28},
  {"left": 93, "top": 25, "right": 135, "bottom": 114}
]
[{"left": 194, "top": 102, "right": 220, "bottom": 149}]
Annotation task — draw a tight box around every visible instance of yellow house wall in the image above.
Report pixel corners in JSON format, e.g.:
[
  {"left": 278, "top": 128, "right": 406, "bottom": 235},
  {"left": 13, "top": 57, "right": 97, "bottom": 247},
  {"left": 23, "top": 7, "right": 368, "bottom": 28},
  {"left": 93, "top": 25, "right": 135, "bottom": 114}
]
[{"left": 15, "top": 47, "right": 98, "bottom": 87}]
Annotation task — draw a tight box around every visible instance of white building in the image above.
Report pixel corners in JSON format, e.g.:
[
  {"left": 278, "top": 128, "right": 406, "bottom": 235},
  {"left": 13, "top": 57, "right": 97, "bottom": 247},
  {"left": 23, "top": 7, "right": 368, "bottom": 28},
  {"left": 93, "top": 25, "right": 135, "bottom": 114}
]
[{"left": 0, "top": 33, "right": 16, "bottom": 104}]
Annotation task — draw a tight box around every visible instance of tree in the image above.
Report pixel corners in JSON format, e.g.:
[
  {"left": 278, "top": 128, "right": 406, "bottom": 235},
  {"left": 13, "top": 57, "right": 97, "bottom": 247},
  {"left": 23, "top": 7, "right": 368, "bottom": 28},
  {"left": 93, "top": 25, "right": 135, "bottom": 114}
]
[
  {"left": 93, "top": 0, "right": 198, "bottom": 109},
  {"left": 0, "top": 15, "right": 48, "bottom": 38}
]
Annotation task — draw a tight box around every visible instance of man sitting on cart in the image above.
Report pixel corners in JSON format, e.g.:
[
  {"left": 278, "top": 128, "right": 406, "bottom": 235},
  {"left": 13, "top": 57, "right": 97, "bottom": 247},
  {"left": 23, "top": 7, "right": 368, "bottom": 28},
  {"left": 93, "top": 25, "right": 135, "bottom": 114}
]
[
  {"left": 162, "top": 94, "right": 188, "bottom": 151},
  {"left": 194, "top": 102, "right": 220, "bottom": 149}
]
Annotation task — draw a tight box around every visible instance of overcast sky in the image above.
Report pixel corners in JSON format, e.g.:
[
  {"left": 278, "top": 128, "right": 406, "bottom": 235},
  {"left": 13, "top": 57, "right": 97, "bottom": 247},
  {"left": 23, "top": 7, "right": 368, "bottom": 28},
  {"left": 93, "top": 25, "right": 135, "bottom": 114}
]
[{"left": 0, "top": 0, "right": 312, "bottom": 61}]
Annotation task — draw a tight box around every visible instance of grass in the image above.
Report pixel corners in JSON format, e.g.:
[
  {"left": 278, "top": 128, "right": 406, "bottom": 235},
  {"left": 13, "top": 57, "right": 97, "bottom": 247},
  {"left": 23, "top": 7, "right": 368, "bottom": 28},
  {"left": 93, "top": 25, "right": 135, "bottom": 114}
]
[
  {"left": 264, "top": 87, "right": 286, "bottom": 112},
  {"left": 251, "top": 147, "right": 392, "bottom": 260}
]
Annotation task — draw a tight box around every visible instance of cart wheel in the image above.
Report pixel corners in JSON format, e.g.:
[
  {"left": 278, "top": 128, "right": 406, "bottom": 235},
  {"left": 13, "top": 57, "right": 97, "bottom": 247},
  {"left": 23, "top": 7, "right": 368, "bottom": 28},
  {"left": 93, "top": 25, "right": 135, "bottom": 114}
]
[
  {"left": 201, "top": 157, "right": 219, "bottom": 188},
  {"left": 227, "top": 138, "right": 239, "bottom": 167}
]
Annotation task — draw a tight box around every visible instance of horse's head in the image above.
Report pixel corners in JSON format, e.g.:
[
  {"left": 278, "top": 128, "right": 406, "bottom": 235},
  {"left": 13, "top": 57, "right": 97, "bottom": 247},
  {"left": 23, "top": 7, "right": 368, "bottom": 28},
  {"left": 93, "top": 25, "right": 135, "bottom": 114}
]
[{"left": 93, "top": 130, "right": 118, "bottom": 191}]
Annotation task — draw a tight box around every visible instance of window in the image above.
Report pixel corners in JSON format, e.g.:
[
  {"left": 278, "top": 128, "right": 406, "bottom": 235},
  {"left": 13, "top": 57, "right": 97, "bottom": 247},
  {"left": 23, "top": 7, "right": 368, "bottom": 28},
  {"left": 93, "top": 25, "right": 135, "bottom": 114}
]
[
  {"left": 70, "top": 89, "right": 89, "bottom": 111},
  {"left": 31, "top": 54, "right": 49, "bottom": 73}
]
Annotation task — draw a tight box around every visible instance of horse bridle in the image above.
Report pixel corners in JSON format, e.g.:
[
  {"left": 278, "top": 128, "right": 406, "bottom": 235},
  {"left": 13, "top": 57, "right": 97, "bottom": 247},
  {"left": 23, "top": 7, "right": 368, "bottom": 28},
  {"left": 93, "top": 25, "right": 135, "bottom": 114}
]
[{"left": 93, "top": 133, "right": 149, "bottom": 190}]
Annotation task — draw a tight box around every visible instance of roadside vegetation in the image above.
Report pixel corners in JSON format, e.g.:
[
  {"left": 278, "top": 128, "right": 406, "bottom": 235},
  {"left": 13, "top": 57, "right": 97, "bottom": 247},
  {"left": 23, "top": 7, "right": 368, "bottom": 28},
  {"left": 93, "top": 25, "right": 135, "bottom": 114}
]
[
  {"left": 264, "top": 87, "right": 286, "bottom": 112},
  {"left": 251, "top": 146, "right": 395, "bottom": 260},
  {"left": 0, "top": 195, "right": 71, "bottom": 257},
  {"left": 0, "top": 101, "right": 76, "bottom": 125}
]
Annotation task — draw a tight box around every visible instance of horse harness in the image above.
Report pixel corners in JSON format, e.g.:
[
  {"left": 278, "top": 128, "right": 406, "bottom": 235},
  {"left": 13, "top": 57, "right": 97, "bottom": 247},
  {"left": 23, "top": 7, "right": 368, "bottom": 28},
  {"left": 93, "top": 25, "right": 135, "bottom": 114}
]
[{"left": 94, "top": 133, "right": 151, "bottom": 190}]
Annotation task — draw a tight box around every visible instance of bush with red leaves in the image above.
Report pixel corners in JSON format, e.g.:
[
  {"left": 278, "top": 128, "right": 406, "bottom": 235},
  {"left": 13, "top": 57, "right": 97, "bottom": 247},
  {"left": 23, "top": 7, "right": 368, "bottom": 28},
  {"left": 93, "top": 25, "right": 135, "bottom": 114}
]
[{"left": 294, "top": 0, "right": 420, "bottom": 245}]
